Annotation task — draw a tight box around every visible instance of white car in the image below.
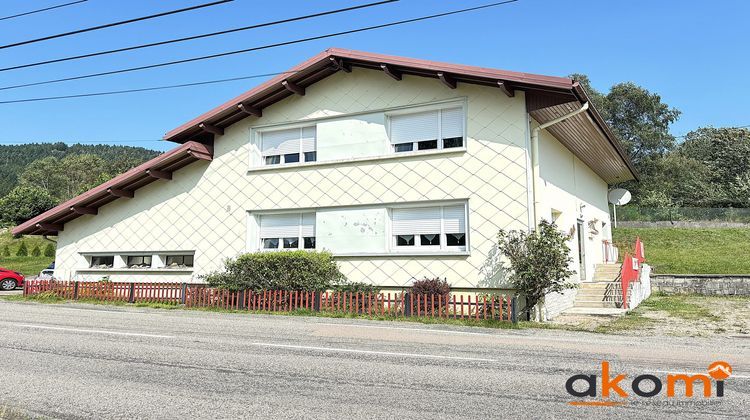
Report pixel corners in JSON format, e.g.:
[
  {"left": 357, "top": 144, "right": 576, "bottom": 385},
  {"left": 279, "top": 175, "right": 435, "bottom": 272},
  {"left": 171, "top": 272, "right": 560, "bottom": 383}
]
[{"left": 38, "top": 269, "right": 55, "bottom": 280}]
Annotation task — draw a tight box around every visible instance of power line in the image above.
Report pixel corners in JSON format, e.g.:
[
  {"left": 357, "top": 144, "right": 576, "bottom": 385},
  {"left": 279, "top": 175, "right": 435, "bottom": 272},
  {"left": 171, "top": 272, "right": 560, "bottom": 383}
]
[
  {"left": 0, "top": 139, "right": 162, "bottom": 145},
  {"left": 0, "top": 0, "right": 398, "bottom": 73},
  {"left": 0, "top": 0, "right": 519, "bottom": 92},
  {"left": 0, "top": 0, "right": 233, "bottom": 50},
  {"left": 0, "top": 71, "right": 298, "bottom": 104},
  {"left": 0, "top": 0, "right": 88, "bottom": 22}
]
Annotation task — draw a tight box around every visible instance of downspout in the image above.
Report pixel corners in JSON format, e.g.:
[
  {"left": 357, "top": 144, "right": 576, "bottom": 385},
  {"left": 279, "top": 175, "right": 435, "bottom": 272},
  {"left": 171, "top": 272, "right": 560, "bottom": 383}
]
[{"left": 530, "top": 102, "right": 589, "bottom": 231}]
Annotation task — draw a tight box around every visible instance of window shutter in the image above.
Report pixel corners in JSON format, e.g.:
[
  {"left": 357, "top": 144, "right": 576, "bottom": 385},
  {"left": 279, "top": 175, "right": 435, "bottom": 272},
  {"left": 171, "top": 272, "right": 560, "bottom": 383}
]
[
  {"left": 300, "top": 126, "right": 317, "bottom": 153},
  {"left": 443, "top": 205, "right": 466, "bottom": 233},
  {"left": 261, "top": 128, "right": 301, "bottom": 156},
  {"left": 392, "top": 207, "right": 441, "bottom": 235},
  {"left": 301, "top": 213, "right": 315, "bottom": 237},
  {"left": 441, "top": 107, "right": 463, "bottom": 139},
  {"left": 259, "top": 214, "right": 300, "bottom": 238},
  {"left": 389, "top": 110, "right": 439, "bottom": 144}
]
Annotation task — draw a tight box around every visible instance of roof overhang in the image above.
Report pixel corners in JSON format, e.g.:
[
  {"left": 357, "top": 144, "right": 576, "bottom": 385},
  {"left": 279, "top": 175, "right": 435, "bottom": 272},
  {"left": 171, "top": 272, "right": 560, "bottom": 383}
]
[
  {"left": 163, "top": 48, "right": 637, "bottom": 184},
  {"left": 12, "top": 141, "right": 213, "bottom": 236}
]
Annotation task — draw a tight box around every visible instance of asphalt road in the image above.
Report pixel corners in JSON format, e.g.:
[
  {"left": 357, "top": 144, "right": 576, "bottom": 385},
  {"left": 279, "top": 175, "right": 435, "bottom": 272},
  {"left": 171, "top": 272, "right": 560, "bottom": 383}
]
[{"left": 0, "top": 300, "right": 747, "bottom": 419}]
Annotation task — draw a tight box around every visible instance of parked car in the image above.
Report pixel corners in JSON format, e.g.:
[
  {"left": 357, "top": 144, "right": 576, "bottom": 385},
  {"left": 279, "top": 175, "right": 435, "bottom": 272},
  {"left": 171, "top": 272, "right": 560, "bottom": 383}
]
[
  {"left": 38, "top": 269, "right": 55, "bottom": 280},
  {"left": 0, "top": 267, "right": 24, "bottom": 291}
]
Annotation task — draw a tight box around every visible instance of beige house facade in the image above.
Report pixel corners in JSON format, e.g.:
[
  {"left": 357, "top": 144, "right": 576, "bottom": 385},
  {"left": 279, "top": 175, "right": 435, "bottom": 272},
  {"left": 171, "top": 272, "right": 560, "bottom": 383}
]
[{"left": 15, "top": 49, "right": 636, "bottom": 318}]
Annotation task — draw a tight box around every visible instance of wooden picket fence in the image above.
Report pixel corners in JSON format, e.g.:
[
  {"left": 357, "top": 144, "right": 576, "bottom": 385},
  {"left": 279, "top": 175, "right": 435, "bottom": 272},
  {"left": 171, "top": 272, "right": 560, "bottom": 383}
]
[{"left": 24, "top": 280, "right": 518, "bottom": 322}]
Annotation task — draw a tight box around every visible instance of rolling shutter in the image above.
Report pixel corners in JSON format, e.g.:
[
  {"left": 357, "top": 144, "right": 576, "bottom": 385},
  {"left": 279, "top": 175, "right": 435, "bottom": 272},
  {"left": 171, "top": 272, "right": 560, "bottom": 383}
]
[
  {"left": 440, "top": 107, "right": 463, "bottom": 139},
  {"left": 443, "top": 205, "right": 466, "bottom": 233},
  {"left": 300, "top": 126, "right": 316, "bottom": 154},
  {"left": 392, "top": 207, "right": 441, "bottom": 235},
  {"left": 389, "top": 110, "right": 439, "bottom": 144},
  {"left": 301, "top": 213, "right": 316, "bottom": 237},
  {"left": 259, "top": 214, "right": 300, "bottom": 238},
  {"left": 261, "top": 126, "right": 316, "bottom": 157}
]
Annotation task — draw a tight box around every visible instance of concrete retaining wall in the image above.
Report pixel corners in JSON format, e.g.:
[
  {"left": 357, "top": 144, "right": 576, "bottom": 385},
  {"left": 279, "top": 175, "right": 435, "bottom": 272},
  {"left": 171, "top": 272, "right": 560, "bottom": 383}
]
[{"left": 652, "top": 274, "right": 750, "bottom": 295}]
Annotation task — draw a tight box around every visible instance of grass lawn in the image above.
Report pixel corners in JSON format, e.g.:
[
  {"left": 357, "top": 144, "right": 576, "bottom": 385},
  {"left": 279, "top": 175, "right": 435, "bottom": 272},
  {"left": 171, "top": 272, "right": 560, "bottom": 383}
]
[
  {"left": 0, "top": 229, "right": 55, "bottom": 276},
  {"left": 612, "top": 227, "right": 750, "bottom": 274}
]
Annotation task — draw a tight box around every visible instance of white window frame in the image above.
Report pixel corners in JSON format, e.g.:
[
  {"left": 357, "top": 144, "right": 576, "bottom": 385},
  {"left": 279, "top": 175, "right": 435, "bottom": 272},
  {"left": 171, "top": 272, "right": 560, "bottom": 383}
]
[
  {"left": 389, "top": 202, "right": 468, "bottom": 253},
  {"left": 386, "top": 103, "right": 466, "bottom": 155},
  {"left": 258, "top": 212, "right": 316, "bottom": 251},
  {"left": 258, "top": 125, "right": 317, "bottom": 166}
]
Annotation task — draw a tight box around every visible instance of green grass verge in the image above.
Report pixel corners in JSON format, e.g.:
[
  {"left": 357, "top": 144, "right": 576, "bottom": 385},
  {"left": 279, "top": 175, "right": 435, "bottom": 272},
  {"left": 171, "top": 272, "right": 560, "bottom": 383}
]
[
  {"left": 612, "top": 227, "right": 750, "bottom": 274},
  {"left": 639, "top": 292, "right": 721, "bottom": 321},
  {"left": 0, "top": 229, "right": 55, "bottom": 276}
]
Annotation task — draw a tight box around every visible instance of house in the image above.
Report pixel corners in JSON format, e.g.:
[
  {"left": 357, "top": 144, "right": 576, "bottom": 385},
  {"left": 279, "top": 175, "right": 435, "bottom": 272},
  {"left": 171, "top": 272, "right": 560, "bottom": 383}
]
[{"left": 13, "top": 48, "right": 637, "bottom": 318}]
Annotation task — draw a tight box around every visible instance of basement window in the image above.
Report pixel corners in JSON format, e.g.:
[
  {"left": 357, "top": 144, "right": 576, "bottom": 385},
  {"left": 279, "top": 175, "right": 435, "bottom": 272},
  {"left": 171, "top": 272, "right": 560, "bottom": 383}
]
[
  {"left": 165, "top": 255, "right": 194, "bottom": 268},
  {"left": 90, "top": 255, "right": 114, "bottom": 269},
  {"left": 126, "top": 255, "right": 152, "bottom": 269}
]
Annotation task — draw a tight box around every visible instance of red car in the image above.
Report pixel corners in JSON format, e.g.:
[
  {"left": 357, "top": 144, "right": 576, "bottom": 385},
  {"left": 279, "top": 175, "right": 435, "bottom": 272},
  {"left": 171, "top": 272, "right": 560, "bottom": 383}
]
[{"left": 0, "top": 267, "right": 24, "bottom": 291}]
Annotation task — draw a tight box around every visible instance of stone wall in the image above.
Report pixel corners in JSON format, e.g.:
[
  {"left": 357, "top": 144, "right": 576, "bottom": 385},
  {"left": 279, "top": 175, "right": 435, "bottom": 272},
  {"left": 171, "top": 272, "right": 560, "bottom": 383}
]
[{"left": 652, "top": 274, "right": 750, "bottom": 295}]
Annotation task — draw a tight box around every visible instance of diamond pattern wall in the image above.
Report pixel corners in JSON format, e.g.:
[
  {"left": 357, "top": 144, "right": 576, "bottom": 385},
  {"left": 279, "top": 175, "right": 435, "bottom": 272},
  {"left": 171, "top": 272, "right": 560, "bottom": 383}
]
[{"left": 55, "top": 68, "right": 532, "bottom": 287}]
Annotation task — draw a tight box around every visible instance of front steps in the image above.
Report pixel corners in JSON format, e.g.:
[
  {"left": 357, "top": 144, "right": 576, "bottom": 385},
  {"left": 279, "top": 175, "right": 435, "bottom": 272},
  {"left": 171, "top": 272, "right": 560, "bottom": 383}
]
[{"left": 567, "top": 264, "right": 624, "bottom": 313}]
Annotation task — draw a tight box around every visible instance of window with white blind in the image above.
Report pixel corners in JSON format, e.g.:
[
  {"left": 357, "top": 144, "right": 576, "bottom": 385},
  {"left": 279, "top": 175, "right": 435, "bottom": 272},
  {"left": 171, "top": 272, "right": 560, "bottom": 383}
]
[
  {"left": 261, "top": 126, "right": 316, "bottom": 165},
  {"left": 391, "top": 204, "right": 467, "bottom": 251},
  {"left": 388, "top": 106, "right": 465, "bottom": 153},
  {"left": 259, "top": 213, "right": 316, "bottom": 250}
]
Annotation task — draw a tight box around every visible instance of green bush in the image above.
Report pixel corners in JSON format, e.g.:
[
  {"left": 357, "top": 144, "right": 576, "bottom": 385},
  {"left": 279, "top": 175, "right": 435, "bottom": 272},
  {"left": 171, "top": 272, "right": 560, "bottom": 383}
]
[
  {"left": 43, "top": 243, "right": 55, "bottom": 257},
  {"left": 31, "top": 245, "right": 41, "bottom": 257},
  {"left": 203, "top": 250, "right": 345, "bottom": 291},
  {"left": 16, "top": 242, "right": 28, "bottom": 257},
  {"left": 1, "top": 245, "right": 9, "bottom": 257}
]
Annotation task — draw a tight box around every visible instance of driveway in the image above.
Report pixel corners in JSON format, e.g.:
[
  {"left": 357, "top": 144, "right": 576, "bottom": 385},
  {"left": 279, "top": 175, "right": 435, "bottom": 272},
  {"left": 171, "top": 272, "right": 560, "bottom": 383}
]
[{"left": 0, "top": 300, "right": 747, "bottom": 419}]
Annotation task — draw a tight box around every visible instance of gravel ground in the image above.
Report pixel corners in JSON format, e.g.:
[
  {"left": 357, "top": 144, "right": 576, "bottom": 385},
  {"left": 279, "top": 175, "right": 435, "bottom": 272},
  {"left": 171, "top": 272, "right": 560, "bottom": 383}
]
[{"left": 1, "top": 300, "right": 748, "bottom": 419}]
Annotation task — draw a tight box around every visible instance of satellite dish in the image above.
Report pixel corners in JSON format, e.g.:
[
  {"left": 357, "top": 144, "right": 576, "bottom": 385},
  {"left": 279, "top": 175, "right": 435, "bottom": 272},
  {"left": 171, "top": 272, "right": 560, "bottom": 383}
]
[{"left": 608, "top": 188, "right": 632, "bottom": 206}]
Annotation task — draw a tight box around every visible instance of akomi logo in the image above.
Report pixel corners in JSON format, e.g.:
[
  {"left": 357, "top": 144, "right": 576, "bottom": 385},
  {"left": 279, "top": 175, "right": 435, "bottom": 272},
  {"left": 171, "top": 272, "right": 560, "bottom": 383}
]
[{"left": 566, "top": 361, "right": 732, "bottom": 406}]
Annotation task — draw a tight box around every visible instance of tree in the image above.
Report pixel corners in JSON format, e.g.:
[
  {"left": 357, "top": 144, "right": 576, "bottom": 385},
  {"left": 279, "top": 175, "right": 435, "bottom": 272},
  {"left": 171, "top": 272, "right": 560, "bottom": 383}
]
[
  {"left": 0, "top": 185, "right": 57, "bottom": 226},
  {"left": 31, "top": 245, "right": 41, "bottom": 257},
  {"left": 497, "top": 220, "right": 576, "bottom": 321},
  {"left": 16, "top": 241, "right": 28, "bottom": 257},
  {"left": 680, "top": 127, "right": 750, "bottom": 207},
  {"left": 44, "top": 243, "right": 55, "bottom": 257},
  {"left": 19, "top": 154, "right": 110, "bottom": 202},
  {"left": 1, "top": 245, "right": 10, "bottom": 257}
]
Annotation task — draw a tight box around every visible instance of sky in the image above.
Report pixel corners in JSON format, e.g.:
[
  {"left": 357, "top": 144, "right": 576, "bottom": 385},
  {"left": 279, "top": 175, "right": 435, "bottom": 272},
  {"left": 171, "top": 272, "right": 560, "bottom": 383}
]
[{"left": 0, "top": 0, "right": 748, "bottom": 152}]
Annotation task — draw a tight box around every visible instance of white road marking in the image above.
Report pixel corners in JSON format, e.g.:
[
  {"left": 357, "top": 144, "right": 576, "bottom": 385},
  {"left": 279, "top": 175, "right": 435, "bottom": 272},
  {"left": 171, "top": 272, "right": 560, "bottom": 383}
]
[
  {"left": 17, "top": 324, "right": 174, "bottom": 339},
  {"left": 314, "top": 322, "right": 609, "bottom": 344},
  {"left": 652, "top": 369, "right": 750, "bottom": 379},
  {"left": 247, "top": 342, "right": 498, "bottom": 362}
]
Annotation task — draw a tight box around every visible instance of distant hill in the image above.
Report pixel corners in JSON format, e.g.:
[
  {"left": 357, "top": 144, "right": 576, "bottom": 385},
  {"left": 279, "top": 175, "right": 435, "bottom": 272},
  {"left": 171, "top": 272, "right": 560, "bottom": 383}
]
[{"left": 0, "top": 142, "right": 160, "bottom": 198}]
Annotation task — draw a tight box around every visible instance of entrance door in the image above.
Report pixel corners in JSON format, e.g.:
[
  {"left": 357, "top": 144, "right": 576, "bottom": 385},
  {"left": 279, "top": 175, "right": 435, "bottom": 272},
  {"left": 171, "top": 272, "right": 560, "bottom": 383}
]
[{"left": 576, "top": 220, "right": 587, "bottom": 281}]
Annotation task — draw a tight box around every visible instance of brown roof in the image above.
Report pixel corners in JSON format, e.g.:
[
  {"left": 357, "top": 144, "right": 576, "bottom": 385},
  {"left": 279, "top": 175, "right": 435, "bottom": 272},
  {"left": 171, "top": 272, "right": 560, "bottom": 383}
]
[
  {"left": 12, "top": 141, "right": 213, "bottom": 236},
  {"left": 164, "top": 47, "right": 637, "bottom": 183}
]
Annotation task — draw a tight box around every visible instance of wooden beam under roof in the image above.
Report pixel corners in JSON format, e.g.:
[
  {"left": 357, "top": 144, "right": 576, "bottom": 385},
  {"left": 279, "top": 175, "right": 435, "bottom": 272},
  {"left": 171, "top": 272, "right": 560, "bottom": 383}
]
[
  {"left": 146, "top": 168, "right": 172, "bottom": 180},
  {"left": 437, "top": 72, "right": 457, "bottom": 89},
  {"left": 70, "top": 206, "right": 97, "bottom": 215},
  {"left": 380, "top": 63, "right": 401, "bottom": 80},
  {"left": 497, "top": 81, "right": 515, "bottom": 97},
  {"left": 329, "top": 57, "right": 351, "bottom": 72},
  {"left": 237, "top": 103, "right": 262, "bottom": 117},
  {"left": 36, "top": 223, "right": 63, "bottom": 232},
  {"left": 107, "top": 188, "right": 134, "bottom": 198},
  {"left": 199, "top": 122, "right": 223, "bottom": 136},
  {"left": 281, "top": 80, "right": 305, "bottom": 96}
]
